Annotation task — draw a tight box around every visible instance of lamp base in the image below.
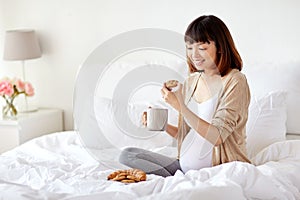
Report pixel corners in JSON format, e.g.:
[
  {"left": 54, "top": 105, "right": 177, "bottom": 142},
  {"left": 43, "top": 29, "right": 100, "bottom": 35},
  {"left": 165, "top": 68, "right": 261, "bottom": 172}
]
[{"left": 18, "top": 105, "right": 38, "bottom": 113}]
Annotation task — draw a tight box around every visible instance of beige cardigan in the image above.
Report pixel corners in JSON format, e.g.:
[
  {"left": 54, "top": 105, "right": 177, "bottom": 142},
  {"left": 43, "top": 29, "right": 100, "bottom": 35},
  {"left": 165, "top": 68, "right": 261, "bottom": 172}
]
[{"left": 177, "top": 69, "right": 251, "bottom": 166}]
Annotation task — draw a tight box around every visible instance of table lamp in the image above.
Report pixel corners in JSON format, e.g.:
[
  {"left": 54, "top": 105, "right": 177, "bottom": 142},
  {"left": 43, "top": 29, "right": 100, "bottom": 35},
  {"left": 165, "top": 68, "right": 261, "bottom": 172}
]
[{"left": 3, "top": 29, "right": 42, "bottom": 112}]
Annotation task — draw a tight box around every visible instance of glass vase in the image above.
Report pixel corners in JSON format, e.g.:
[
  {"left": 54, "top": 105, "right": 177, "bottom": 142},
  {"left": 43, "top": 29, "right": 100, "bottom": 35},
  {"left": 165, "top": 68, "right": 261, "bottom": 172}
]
[{"left": 2, "top": 103, "right": 18, "bottom": 120}]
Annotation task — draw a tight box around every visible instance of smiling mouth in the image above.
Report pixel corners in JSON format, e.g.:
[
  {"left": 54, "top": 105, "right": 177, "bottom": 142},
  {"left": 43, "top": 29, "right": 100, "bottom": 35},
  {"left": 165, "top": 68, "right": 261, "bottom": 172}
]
[{"left": 193, "top": 60, "right": 205, "bottom": 66}]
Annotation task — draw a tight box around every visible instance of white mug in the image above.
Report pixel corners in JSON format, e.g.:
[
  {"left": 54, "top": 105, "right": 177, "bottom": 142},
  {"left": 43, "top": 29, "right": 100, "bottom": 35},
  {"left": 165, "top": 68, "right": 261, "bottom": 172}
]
[{"left": 147, "top": 108, "right": 168, "bottom": 131}]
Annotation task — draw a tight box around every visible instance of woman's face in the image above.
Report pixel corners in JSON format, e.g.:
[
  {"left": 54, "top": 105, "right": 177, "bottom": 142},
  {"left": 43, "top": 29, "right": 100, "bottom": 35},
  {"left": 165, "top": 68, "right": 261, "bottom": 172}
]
[{"left": 186, "top": 41, "right": 218, "bottom": 71}]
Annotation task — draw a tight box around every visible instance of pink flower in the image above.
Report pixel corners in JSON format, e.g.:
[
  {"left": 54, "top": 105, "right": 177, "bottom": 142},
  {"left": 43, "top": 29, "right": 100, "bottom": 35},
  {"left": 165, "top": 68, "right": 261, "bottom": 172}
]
[
  {"left": 24, "top": 82, "right": 35, "bottom": 96},
  {"left": 15, "top": 78, "right": 25, "bottom": 92},
  {"left": 1, "top": 77, "right": 35, "bottom": 118},
  {"left": 0, "top": 80, "right": 14, "bottom": 97}
]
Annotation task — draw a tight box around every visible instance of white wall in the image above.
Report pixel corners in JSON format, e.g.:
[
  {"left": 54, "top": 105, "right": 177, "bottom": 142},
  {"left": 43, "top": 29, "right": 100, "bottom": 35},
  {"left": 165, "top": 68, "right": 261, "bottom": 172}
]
[{"left": 0, "top": 0, "right": 299, "bottom": 130}]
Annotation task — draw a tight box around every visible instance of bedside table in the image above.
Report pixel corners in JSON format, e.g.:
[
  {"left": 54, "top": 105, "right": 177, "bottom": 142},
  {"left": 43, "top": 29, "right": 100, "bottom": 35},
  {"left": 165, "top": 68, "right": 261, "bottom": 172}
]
[{"left": 0, "top": 108, "right": 63, "bottom": 154}]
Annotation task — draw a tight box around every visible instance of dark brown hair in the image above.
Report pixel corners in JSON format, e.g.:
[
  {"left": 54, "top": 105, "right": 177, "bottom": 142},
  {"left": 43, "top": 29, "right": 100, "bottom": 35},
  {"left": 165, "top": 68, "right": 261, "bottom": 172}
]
[{"left": 185, "top": 15, "right": 242, "bottom": 76}]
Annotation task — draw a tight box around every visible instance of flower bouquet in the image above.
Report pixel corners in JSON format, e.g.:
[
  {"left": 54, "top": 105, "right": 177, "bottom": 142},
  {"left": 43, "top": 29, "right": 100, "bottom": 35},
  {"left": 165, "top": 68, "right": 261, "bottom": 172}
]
[{"left": 0, "top": 77, "right": 34, "bottom": 119}]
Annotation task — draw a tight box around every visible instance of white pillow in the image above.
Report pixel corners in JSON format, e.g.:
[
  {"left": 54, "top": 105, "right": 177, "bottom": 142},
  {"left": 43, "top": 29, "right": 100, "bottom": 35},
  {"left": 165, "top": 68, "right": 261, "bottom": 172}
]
[
  {"left": 243, "top": 62, "right": 300, "bottom": 134},
  {"left": 246, "top": 91, "right": 287, "bottom": 159}
]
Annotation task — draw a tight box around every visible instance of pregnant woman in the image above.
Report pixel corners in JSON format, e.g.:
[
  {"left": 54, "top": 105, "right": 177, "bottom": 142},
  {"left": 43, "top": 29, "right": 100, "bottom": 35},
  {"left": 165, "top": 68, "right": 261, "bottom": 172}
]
[{"left": 119, "top": 15, "right": 251, "bottom": 177}]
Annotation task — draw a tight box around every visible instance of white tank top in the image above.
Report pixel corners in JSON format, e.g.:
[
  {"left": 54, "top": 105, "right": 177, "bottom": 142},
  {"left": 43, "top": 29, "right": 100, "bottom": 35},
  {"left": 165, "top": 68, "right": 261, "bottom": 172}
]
[{"left": 179, "top": 95, "right": 218, "bottom": 173}]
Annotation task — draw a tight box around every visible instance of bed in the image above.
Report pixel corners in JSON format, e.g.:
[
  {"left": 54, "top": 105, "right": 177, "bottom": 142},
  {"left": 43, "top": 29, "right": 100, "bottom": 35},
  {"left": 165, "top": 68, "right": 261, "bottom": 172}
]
[
  {"left": 1, "top": 61, "right": 300, "bottom": 200},
  {"left": 1, "top": 32, "right": 300, "bottom": 199}
]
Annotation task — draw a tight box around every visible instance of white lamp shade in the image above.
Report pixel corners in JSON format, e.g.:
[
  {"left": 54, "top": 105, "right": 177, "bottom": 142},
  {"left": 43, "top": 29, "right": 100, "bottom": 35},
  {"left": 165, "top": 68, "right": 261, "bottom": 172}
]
[{"left": 3, "top": 29, "right": 42, "bottom": 61}]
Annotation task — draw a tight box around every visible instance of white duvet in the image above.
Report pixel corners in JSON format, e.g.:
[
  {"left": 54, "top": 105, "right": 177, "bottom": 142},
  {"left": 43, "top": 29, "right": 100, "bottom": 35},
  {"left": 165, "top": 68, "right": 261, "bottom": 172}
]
[{"left": 0, "top": 131, "right": 300, "bottom": 200}]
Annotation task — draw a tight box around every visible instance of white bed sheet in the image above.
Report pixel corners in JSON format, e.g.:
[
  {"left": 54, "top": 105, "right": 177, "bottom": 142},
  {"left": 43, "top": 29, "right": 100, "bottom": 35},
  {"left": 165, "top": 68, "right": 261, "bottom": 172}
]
[{"left": 0, "top": 131, "right": 300, "bottom": 200}]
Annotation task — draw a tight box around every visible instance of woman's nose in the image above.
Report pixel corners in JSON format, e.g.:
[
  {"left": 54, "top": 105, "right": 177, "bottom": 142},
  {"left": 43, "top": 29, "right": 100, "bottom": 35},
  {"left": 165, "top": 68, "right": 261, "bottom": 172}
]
[{"left": 192, "top": 48, "right": 202, "bottom": 59}]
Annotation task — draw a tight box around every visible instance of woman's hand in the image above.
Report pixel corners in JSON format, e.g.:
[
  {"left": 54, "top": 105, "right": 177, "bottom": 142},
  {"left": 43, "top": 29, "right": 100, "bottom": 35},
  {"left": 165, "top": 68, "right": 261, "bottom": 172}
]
[
  {"left": 141, "top": 106, "right": 152, "bottom": 127},
  {"left": 142, "top": 111, "right": 147, "bottom": 127},
  {"left": 161, "top": 83, "right": 185, "bottom": 112}
]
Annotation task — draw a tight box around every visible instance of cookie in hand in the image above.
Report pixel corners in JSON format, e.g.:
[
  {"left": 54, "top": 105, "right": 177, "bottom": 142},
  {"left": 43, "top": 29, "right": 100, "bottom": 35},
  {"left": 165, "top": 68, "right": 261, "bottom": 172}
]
[{"left": 165, "top": 80, "right": 179, "bottom": 91}]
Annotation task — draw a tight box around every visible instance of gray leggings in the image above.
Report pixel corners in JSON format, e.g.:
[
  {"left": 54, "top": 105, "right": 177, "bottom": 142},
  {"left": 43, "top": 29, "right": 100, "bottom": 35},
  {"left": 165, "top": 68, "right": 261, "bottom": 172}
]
[{"left": 119, "top": 147, "right": 181, "bottom": 177}]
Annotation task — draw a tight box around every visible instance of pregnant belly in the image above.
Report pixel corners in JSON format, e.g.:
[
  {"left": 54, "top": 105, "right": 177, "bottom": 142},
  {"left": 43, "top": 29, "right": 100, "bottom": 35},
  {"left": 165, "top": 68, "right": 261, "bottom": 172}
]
[{"left": 179, "top": 130, "right": 214, "bottom": 173}]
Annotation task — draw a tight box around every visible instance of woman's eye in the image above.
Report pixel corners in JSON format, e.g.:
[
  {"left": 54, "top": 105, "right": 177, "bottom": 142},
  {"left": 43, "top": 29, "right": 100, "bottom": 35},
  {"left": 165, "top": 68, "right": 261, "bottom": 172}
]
[
  {"left": 186, "top": 47, "right": 193, "bottom": 50},
  {"left": 199, "top": 47, "right": 206, "bottom": 50}
]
